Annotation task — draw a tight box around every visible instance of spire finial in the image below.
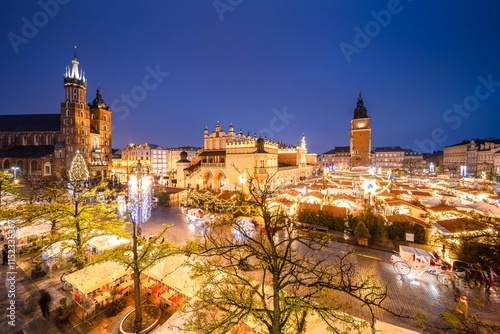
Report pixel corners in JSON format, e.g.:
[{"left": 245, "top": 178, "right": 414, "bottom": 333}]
[
  {"left": 359, "top": 88, "right": 362, "bottom": 98},
  {"left": 74, "top": 43, "right": 77, "bottom": 60}
]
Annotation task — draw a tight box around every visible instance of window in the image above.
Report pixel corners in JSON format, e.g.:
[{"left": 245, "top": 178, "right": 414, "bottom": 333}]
[
  {"left": 30, "top": 160, "right": 37, "bottom": 174},
  {"left": 66, "top": 109, "right": 69, "bottom": 116},
  {"left": 22, "top": 135, "right": 27, "bottom": 145},
  {"left": 8, "top": 135, "right": 14, "bottom": 145},
  {"left": 104, "top": 125, "right": 107, "bottom": 132},
  {"left": 104, "top": 115, "right": 107, "bottom": 122},
  {"left": 80, "top": 111, "right": 84, "bottom": 118},
  {"left": 91, "top": 114, "right": 95, "bottom": 120},
  {"left": 73, "top": 89, "right": 77, "bottom": 100},
  {"left": 46, "top": 135, "right": 51, "bottom": 145},
  {"left": 34, "top": 135, "right": 39, "bottom": 145}
]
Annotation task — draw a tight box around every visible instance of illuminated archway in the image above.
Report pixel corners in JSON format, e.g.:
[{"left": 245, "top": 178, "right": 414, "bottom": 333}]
[{"left": 202, "top": 170, "right": 213, "bottom": 190}]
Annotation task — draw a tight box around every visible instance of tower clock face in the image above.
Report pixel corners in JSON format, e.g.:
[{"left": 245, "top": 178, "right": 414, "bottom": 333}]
[{"left": 358, "top": 120, "right": 365, "bottom": 127}]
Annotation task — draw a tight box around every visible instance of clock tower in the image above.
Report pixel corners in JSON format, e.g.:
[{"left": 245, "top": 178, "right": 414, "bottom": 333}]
[{"left": 350, "top": 90, "right": 371, "bottom": 167}]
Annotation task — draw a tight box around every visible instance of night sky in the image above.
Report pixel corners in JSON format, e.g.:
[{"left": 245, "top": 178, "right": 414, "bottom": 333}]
[{"left": 1, "top": 1, "right": 499, "bottom": 154}]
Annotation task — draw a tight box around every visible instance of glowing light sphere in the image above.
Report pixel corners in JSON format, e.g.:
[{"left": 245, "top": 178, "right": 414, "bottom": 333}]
[
  {"left": 360, "top": 178, "right": 380, "bottom": 195},
  {"left": 128, "top": 174, "right": 153, "bottom": 223}
]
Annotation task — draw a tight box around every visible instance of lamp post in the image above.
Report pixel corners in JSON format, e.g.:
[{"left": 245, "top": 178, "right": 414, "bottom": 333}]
[
  {"left": 128, "top": 161, "right": 152, "bottom": 237},
  {"left": 11, "top": 166, "right": 19, "bottom": 183}
]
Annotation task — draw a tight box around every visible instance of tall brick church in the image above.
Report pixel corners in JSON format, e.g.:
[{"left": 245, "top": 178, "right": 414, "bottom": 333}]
[
  {"left": 350, "top": 91, "right": 371, "bottom": 167},
  {"left": 0, "top": 48, "right": 112, "bottom": 177}
]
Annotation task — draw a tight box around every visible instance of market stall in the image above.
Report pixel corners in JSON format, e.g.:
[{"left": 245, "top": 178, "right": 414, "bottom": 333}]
[{"left": 65, "top": 261, "right": 133, "bottom": 320}]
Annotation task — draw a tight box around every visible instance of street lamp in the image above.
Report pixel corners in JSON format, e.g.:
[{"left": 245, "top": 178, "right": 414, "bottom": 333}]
[
  {"left": 128, "top": 161, "right": 152, "bottom": 236},
  {"left": 11, "top": 166, "right": 19, "bottom": 182}
]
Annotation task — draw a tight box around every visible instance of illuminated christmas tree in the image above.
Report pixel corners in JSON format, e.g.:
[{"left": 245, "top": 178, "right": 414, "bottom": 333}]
[{"left": 69, "top": 151, "right": 89, "bottom": 182}]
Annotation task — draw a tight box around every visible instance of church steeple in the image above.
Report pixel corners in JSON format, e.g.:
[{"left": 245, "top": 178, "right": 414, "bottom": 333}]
[
  {"left": 353, "top": 89, "right": 368, "bottom": 119},
  {"left": 64, "top": 45, "right": 87, "bottom": 103}
]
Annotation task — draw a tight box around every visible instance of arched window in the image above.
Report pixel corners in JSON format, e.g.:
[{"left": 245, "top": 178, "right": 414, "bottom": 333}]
[
  {"left": 91, "top": 114, "right": 95, "bottom": 120},
  {"left": 92, "top": 137, "right": 99, "bottom": 150},
  {"left": 30, "top": 160, "right": 38, "bottom": 174},
  {"left": 16, "top": 160, "right": 23, "bottom": 172},
  {"left": 66, "top": 109, "right": 69, "bottom": 116},
  {"left": 22, "top": 135, "right": 27, "bottom": 145},
  {"left": 80, "top": 111, "right": 84, "bottom": 118},
  {"left": 34, "top": 135, "right": 39, "bottom": 145},
  {"left": 221, "top": 158, "right": 225, "bottom": 163},
  {"left": 45, "top": 165, "right": 51, "bottom": 175},
  {"left": 104, "top": 115, "right": 107, "bottom": 122},
  {"left": 2, "top": 160, "right": 10, "bottom": 170},
  {"left": 73, "top": 89, "right": 77, "bottom": 100},
  {"left": 8, "top": 135, "right": 14, "bottom": 145},
  {"left": 81, "top": 121, "right": 84, "bottom": 126},
  {"left": 46, "top": 135, "right": 51, "bottom": 145},
  {"left": 104, "top": 125, "right": 108, "bottom": 132},
  {"left": 209, "top": 158, "right": 213, "bottom": 163}
]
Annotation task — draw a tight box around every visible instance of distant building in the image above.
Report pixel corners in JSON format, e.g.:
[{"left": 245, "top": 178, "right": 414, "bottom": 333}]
[
  {"left": 423, "top": 151, "right": 444, "bottom": 170},
  {"left": 0, "top": 49, "right": 112, "bottom": 177},
  {"left": 350, "top": 91, "right": 371, "bottom": 168},
  {"left": 320, "top": 146, "right": 350, "bottom": 170},
  {"left": 443, "top": 138, "right": 500, "bottom": 175},
  {"left": 372, "top": 147, "right": 424, "bottom": 171},
  {"left": 178, "top": 122, "right": 317, "bottom": 190},
  {"left": 118, "top": 143, "right": 201, "bottom": 185}
]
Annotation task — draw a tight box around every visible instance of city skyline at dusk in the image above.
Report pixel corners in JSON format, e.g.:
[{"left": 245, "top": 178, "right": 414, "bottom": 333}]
[{"left": 1, "top": 1, "right": 500, "bottom": 154}]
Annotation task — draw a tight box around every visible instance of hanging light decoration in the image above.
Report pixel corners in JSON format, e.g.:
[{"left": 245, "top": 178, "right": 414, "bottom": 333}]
[{"left": 128, "top": 162, "right": 153, "bottom": 224}]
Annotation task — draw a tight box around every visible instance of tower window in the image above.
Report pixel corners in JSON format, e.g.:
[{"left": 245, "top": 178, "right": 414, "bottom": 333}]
[
  {"left": 91, "top": 114, "right": 95, "bottom": 120},
  {"left": 80, "top": 111, "right": 84, "bottom": 118},
  {"left": 104, "top": 125, "right": 107, "bottom": 132},
  {"left": 73, "top": 89, "right": 77, "bottom": 100},
  {"left": 104, "top": 115, "right": 107, "bottom": 122}
]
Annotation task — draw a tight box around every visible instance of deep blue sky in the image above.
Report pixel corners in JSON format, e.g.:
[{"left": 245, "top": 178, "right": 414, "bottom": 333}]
[{"left": 1, "top": 1, "right": 499, "bottom": 154}]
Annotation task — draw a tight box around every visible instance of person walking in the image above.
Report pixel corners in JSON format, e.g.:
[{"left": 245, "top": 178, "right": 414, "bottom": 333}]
[
  {"left": 455, "top": 296, "right": 468, "bottom": 319},
  {"left": 39, "top": 289, "right": 51, "bottom": 318},
  {"left": 2, "top": 244, "right": 8, "bottom": 265}
]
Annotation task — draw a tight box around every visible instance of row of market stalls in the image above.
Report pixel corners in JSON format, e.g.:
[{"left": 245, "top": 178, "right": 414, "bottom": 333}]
[
  {"left": 65, "top": 255, "right": 202, "bottom": 320},
  {"left": 41, "top": 234, "right": 130, "bottom": 274}
]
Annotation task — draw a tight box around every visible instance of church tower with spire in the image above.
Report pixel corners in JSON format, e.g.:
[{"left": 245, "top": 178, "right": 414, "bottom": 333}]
[
  {"left": 60, "top": 45, "right": 112, "bottom": 177},
  {"left": 349, "top": 90, "right": 371, "bottom": 168}
]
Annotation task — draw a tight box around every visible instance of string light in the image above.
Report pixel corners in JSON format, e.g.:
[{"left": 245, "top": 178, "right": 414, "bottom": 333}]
[
  {"left": 69, "top": 151, "right": 89, "bottom": 182},
  {"left": 128, "top": 174, "right": 153, "bottom": 223}
]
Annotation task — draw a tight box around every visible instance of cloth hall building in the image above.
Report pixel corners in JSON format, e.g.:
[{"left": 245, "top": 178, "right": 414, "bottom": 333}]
[
  {"left": 0, "top": 50, "right": 112, "bottom": 177},
  {"left": 174, "top": 122, "right": 317, "bottom": 190}
]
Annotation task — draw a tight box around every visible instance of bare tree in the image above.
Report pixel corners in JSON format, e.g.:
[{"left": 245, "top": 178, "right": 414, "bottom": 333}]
[{"left": 184, "top": 171, "right": 403, "bottom": 334}]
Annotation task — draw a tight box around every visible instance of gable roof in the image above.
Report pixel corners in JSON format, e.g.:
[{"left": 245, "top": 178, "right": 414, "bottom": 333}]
[
  {"left": 0, "top": 114, "right": 60, "bottom": 132},
  {"left": 0, "top": 145, "right": 54, "bottom": 158}
]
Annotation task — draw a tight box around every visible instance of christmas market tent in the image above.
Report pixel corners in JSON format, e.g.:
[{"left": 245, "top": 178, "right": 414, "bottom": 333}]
[
  {"left": 161, "top": 259, "right": 205, "bottom": 298},
  {"left": 466, "top": 202, "right": 500, "bottom": 218},
  {"left": 220, "top": 183, "right": 241, "bottom": 191},
  {"left": 16, "top": 222, "right": 52, "bottom": 239},
  {"left": 152, "top": 303, "right": 372, "bottom": 334},
  {"left": 65, "top": 261, "right": 132, "bottom": 294},
  {"left": 143, "top": 254, "right": 190, "bottom": 281},
  {"left": 88, "top": 234, "right": 130, "bottom": 252}
]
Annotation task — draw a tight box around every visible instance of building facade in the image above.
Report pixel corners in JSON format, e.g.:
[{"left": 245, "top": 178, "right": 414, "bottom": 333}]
[
  {"left": 117, "top": 143, "right": 201, "bottom": 185},
  {"left": 443, "top": 138, "right": 500, "bottom": 175},
  {"left": 350, "top": 91, "right": 371, "bottom": 167},
  {"left": 177, "top": 122, "right": 317, "bottom": 190},
  {"left": 320, "top": 146, "right": 350, "bottom": 170},
  {"left": 0, "top": 50, "right": 111, "bottom": 177}
]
